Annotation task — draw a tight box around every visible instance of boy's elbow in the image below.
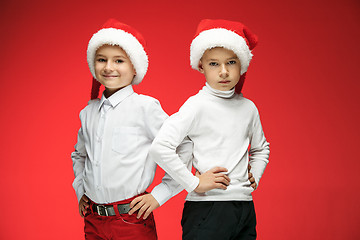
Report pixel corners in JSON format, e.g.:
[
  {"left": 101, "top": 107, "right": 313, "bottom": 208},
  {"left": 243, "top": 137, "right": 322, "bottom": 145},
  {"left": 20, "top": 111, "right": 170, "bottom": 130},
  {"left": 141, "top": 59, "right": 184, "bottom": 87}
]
[
  {"left": 150, "top": 138, "right": 177, "bottom": 164},
  {"left": 150, "top": 139, "right": 166, "bottom": 161}
]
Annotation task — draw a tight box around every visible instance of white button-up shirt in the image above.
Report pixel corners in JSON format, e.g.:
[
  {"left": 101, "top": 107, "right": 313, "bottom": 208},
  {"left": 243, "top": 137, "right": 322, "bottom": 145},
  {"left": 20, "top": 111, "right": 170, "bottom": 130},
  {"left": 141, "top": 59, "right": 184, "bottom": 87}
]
[{"left": 72, "top": 85, "right": 191, "bottom": 205}]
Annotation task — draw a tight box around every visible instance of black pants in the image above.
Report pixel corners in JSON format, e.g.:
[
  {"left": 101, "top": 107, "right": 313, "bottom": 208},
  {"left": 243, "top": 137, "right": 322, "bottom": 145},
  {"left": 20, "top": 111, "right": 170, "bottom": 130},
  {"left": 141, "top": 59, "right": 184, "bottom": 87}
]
[{"left": 181, "top": 201, "right": 257, "bottom": 240}]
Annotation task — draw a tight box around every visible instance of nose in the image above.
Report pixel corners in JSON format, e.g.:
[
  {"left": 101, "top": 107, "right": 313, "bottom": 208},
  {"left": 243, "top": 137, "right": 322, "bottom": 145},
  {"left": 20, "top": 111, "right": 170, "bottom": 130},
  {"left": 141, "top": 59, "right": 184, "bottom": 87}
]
[
  {"left": 104, "top": 61, "right": 114, "bottom": 72},
  {"left": 219, "top": 64, "right": 229, "bottom": 78}
]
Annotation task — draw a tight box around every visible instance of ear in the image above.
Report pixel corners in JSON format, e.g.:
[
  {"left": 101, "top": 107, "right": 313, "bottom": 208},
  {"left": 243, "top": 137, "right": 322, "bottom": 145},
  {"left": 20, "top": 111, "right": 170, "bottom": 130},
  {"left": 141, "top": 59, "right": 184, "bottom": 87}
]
[
  {"left": 198, "top": 60, "right": 204, "bottom": 73},
  {"left": 132, "top": 68, "right": 137, "bottom": 81}
]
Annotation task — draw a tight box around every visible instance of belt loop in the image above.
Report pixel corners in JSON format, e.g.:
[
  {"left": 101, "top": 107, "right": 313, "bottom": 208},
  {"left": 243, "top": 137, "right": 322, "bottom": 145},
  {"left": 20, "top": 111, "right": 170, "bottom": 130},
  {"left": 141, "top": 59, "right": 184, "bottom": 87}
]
[{"left": 113, "top": 204, "right": 120, "bottom": 216}]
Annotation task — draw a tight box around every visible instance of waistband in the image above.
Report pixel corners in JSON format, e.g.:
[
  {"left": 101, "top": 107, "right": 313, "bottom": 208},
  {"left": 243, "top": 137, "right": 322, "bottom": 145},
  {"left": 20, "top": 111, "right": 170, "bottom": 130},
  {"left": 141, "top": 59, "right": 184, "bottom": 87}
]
[{"left": 88, "top": 192, "right": 147, "bottom": 216}]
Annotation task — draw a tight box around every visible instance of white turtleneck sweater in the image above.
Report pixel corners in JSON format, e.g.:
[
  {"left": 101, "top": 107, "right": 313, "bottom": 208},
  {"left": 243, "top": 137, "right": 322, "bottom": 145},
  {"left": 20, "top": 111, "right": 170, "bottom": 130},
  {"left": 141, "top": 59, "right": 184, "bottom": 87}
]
[{"left": 150, "top": 83, "right": 270, "bottom": 201}]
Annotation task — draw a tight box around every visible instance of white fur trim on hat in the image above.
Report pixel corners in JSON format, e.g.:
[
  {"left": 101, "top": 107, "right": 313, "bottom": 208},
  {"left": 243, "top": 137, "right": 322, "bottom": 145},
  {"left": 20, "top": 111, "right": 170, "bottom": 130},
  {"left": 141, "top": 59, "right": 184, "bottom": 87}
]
[
  {"left": 190, "top": 28, "right": 253, "bottom": 75},
  {"left": 87, "top": 28, "right": 148, "bottom": 85}
]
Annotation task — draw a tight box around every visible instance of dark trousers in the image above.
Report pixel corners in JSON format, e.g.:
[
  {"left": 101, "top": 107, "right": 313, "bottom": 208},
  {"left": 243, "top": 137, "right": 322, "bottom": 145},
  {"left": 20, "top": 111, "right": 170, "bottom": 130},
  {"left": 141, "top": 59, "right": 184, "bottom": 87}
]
[{"left": 181, "top": 201, "right": 257, "bottom": 240}]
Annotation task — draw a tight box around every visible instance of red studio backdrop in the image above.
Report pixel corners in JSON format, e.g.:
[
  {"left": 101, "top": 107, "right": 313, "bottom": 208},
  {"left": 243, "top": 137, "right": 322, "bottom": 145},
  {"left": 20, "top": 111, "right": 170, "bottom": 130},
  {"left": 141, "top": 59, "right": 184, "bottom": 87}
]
[{"left": 0, "top": 0, "right": 359, "bottom": 239}]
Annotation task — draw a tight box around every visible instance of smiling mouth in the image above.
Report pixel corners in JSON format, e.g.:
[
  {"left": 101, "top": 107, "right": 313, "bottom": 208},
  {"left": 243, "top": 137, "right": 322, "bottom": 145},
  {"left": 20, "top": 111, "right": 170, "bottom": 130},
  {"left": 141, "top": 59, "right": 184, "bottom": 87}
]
[{"left": 103, "top": 75, "right": 119, "bottom": 78}]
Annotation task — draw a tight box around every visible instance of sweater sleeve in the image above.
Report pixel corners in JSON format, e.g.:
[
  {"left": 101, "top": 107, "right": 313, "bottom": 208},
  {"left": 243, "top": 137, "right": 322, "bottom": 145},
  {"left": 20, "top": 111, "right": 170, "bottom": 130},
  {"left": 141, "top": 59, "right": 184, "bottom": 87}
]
[
  {"left": 71, "top": 124, "right": 86, "bottom": 203},
  {"left": 151, "top": 137, "right": 193, "bottom": 205},
  {"left": 144, "top": 99, "right": 194, "bottom": 205},
  {"left": 249, "top": 108, "right": 270, "bottom": 187},
  {"left": 150, "top": 103, "right": 200, "bottom": 193}
]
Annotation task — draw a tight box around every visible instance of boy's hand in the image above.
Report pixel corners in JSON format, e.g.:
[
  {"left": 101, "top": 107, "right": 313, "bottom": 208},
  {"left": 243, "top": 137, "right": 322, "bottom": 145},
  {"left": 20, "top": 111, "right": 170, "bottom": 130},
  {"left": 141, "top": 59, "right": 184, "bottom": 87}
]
[
  {"left": 194, "top": 167, "right": 230, "bottom": 193},
  {"left": 79, "top": 195, "right": 90, "bottom": 218},
  {"left": 248, "top": 165, "right": 257, "bottom": 190},
  {"left": 128, "top": 194, "right": 160, "bottom": 220}
]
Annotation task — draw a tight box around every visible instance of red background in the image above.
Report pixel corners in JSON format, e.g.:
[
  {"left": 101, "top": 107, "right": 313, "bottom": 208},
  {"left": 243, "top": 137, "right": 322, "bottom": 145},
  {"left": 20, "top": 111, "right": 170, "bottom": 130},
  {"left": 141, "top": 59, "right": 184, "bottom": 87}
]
[{"left": 0, "top": 0, "right": 359, "bottom": 239}]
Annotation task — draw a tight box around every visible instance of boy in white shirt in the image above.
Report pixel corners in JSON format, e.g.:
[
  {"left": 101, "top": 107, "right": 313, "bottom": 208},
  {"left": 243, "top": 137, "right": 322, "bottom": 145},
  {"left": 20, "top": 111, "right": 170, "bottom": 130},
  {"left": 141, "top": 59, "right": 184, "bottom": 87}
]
[
  {"left": 150, "top": 19, "right": 270, "bottom": 239},
  {"left": 71, "top": 19, "right": 192, "bottom": 240}
]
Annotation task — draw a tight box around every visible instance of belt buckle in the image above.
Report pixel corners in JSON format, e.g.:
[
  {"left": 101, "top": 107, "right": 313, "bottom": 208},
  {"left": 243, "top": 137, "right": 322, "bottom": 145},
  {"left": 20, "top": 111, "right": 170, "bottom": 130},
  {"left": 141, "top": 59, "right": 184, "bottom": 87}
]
[{"left": 96, "top": 205, "right": 108, "bottom": 216}]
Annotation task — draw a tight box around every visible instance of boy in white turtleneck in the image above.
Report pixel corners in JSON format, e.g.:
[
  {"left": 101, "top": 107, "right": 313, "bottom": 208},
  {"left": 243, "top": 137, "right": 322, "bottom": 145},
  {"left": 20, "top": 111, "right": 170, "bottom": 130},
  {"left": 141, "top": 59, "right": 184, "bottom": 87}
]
[{"left": 149, "top": 19, "right": 270, "bottom": 240}]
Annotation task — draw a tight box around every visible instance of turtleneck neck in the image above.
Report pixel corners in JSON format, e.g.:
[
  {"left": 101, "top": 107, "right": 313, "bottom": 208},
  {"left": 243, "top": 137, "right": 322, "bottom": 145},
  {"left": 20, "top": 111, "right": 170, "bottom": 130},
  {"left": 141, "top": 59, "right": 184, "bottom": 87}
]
[{"left": 203, "top": 82, "right": 235, "bottom": 99}]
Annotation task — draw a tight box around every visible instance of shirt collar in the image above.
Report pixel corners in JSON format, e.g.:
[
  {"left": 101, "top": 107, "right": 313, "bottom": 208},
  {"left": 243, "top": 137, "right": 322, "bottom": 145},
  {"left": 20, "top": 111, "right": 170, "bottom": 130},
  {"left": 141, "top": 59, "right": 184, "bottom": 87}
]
[{"left": 98, "top": 85, "right": 134, "bottom": 111}]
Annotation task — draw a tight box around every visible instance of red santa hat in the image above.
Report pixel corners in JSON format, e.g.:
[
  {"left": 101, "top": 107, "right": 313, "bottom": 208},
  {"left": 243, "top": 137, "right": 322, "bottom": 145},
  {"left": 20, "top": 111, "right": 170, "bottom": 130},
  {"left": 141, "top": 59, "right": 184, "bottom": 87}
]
[
  {"left": 87, "top": 19, "right": 148, "bottom": 99},
  {"left": 190, "top": 19, "right": 258, "bottom": 92}
]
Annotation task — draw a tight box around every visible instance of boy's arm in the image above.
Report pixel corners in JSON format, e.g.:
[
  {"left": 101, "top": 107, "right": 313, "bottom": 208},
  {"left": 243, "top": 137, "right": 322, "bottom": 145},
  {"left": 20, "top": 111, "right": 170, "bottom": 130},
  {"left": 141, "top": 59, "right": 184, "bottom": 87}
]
[
  {"left": 144, "top": 99, "right": 190, "bottom": 204},
  {"left": 129, "top": 100, "right": 193, "bottom": 219},
  {"left": 150, "top": 136, "right": 193, "bottom": 204},
  {"left": 130, "top": 100, "right": 230, "bottom": 219},
  {"left": 150, "top": 103, "right": 231, "bottom": 194},
  {"left": 150, "top": 106, "right": 201, "bottom": 193},
  {"left": 248, "top": 109, "right": 270, "bottom": 187},
  {"left": 129, "top": 137, "right": 193, "bottom": 219},
  {"left": 71, "top": 126, "right": 86, "bottom": 203}
]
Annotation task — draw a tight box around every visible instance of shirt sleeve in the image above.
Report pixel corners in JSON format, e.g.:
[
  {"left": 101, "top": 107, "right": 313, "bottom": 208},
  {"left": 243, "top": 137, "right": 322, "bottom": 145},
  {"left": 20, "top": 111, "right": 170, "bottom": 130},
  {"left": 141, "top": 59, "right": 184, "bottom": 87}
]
[
  {"left": 144, "top": 99, "right": 168, "bottom": 140},
  {"left": 71, "top": 124, "right": 86, "bottom": 203},
  {"left": 248, "top": 108, "right": 270, "bottom": 187},
  {"left": 150, "top": 102, "right": 200, "bottom": 194}
]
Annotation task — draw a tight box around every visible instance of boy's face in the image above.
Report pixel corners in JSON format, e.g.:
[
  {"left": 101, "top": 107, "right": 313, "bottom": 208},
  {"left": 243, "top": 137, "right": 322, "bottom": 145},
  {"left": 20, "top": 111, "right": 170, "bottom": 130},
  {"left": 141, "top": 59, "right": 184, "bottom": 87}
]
[
  {"left": 199, "top": 47, "right": 241, "bottom": 91},
  {"left": 95, "top": 45, "right": 136, "bottom": 95}
]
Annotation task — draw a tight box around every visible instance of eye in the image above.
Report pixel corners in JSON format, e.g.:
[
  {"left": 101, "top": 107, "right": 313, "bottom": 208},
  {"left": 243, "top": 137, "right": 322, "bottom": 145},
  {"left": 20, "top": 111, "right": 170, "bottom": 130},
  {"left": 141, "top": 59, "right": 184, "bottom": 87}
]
[
  {"left": 96, "top": 58, "right": 106, "bottom": 62},
  {"left": 209, "top": 62, "right": 218, "bottom": 66},
  {"left": 115, "top": 59, "right": 124, "bottom": 64},
  {"left": 228, "top": 60, "right": 237, "bottom": 65}
]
